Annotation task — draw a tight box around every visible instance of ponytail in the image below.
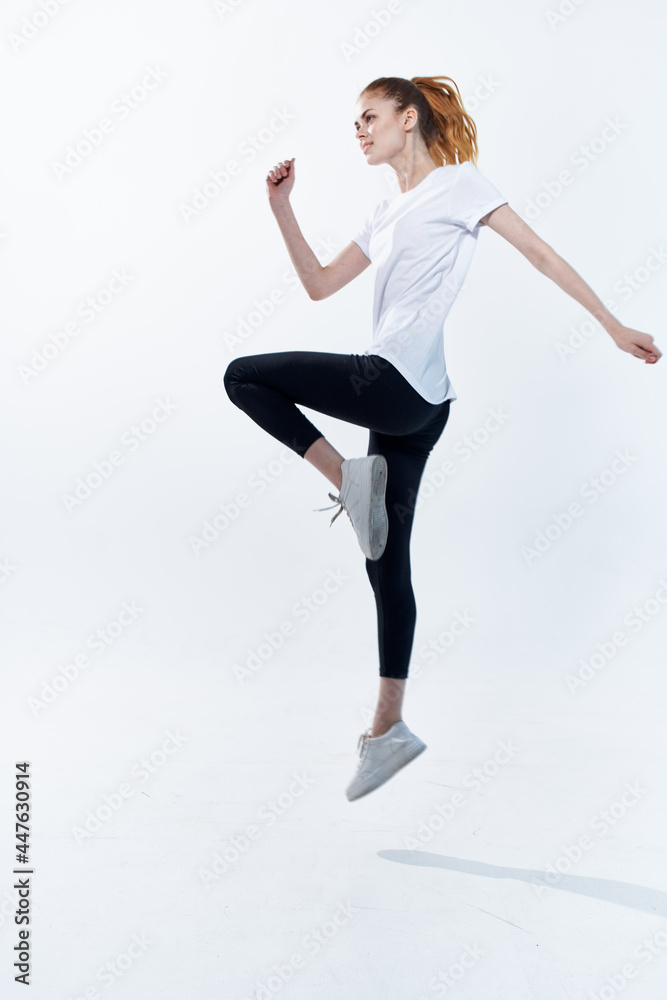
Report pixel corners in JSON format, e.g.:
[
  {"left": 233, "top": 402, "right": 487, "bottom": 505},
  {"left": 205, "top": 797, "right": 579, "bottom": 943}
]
[{"left": 359, "top": 76, "right": 478, "bottom": 166}]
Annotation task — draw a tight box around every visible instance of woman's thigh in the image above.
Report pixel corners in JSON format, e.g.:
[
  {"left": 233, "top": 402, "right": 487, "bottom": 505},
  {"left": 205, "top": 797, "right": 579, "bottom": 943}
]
[{"left": 227, "top": 350, "right": 445, "bottom": 437}]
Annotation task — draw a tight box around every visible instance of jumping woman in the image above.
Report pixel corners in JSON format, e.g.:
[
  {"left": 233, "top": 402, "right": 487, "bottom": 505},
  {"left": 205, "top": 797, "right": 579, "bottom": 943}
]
[{"left": 224, "top": 75, "right": 660, "bottom": 802}]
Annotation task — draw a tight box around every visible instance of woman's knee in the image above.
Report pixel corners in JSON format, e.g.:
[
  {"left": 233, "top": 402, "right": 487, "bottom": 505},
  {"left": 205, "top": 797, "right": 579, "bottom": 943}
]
[{"left": 223, "top": 356, "right": 252, "bottom": 401}]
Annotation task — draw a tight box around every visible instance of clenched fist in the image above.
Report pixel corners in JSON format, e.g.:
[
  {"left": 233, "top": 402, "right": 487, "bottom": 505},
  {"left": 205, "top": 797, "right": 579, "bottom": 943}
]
[{"left": 266, "top": 157, "right": 295, "bottom": 205}]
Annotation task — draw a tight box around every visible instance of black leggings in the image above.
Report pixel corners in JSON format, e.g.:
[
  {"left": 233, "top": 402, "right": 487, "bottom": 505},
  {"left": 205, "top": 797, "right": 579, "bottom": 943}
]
[{"left": 223, "top": 351, "right": 452, "bottom": 679}]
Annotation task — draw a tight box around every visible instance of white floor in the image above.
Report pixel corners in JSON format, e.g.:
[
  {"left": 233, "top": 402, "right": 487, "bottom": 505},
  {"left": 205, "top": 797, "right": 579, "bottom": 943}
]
[{"left": 3, "top": 416, "right": 667, "bottom": 999}]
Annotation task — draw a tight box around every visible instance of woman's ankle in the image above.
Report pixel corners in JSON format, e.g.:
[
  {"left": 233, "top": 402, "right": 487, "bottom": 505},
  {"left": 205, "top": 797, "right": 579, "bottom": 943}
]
[{"left": 370, "top": 717, "right": 402, "bottom": 738}]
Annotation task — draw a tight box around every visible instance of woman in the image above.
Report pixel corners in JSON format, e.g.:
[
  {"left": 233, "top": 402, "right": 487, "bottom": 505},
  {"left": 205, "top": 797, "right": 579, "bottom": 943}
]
[{"left": 224, "top": 76, "right": 660, "bottom": 802}]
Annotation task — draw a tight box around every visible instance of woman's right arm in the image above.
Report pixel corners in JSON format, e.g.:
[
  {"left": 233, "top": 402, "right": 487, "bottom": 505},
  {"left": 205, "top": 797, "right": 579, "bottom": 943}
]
[{"left": 267, "top": 157, "right": 371, "bottom": 301}]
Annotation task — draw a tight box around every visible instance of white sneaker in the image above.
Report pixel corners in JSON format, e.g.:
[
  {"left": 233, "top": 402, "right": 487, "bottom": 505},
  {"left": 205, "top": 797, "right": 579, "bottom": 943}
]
[
  {"left": 345, "top": 720, "right": 427, "bottom": 801},
  {"left": 314, "top": 455, "right": 388, "bottom": 560}
]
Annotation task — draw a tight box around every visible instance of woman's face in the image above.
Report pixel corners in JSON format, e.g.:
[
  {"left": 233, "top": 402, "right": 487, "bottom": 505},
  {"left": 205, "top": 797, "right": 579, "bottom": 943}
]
[{"left": 353, "top": 93, "right": 417, "bottom": 165}]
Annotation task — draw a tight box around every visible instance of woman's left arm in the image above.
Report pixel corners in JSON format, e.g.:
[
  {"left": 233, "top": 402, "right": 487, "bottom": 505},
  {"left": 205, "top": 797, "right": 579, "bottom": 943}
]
[{"left": 481, "top": 204, "right": 662, "bottom": 364}]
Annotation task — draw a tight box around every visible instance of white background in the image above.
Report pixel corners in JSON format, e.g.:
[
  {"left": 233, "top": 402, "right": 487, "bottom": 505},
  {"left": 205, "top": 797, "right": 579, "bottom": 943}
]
[{"left": 1, "top": 0, "right": 667, "bottom": 997}]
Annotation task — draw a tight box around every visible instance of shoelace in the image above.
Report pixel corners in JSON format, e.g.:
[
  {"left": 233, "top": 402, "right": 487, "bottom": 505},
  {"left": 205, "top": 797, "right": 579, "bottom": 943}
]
[
  {"left": 356, "top": 729, "right": 373, "bottom": 760},
  {"left": 313, "top": 492, "right": 349, "bottom": 527}
]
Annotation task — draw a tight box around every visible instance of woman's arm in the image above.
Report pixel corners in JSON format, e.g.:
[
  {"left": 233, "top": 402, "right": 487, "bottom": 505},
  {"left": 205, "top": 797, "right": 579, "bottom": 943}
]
[
  {"left": 266, "top": 157, "right": 370, "bottom": 300},
  {"left": 270, "top": 199, "right": 326, "bottom": 300},
  {"left": 266, "top": 156, "right": 370, "bottom": 303},
  {"left": 266, "top": 157, "right": 324, "bottom": 300},
  {"left": 482, "top": 204, "right": 661, "bottom": 364}
]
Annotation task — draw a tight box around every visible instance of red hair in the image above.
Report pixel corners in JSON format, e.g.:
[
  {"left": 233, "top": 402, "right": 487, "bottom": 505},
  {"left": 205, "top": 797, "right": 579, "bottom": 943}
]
[{"left": 359, "top": 76, "right": 478, "bottom": 166}]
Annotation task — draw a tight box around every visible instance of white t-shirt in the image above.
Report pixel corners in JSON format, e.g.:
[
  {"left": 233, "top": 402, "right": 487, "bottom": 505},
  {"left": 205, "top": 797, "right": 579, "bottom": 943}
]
[{"left": 351, "top": 161, "right": 508, "bottom": 404}]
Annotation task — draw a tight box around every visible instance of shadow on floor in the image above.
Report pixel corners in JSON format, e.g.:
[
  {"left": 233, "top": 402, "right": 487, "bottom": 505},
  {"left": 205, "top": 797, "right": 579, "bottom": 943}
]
[{"left": 378, "top": 850, "right": 663, "bottom": 916}]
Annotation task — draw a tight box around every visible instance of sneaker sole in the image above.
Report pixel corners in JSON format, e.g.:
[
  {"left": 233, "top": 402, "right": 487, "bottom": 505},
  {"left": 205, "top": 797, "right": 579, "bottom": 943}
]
[
  {"left": 367, "top": 455, "right": 388, "bottom": 561},
  {"left": 346, "top": 739, "right": 426, "bottom": 801}
]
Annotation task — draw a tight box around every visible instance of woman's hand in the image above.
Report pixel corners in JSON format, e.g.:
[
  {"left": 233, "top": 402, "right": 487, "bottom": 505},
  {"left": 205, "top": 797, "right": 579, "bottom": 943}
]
[
  {"left": 611, "top": 326, "right": 661, "bottom": 364},
  {"left": 266, "top": 157, "right": 295, "bottom": 205}
]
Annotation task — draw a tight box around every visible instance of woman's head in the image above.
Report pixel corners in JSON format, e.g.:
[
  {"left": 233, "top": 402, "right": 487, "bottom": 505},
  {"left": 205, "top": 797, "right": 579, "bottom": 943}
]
[{"left": 354, "top": 76, "right": 478, "bottom": 169}]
